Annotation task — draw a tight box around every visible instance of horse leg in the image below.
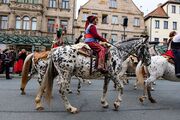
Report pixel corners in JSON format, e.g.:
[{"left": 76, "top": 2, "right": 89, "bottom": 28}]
[
  {"left": 139, "top": 76, "right": 156, "bottom": 103},
  {"left": 112, "top": 77, "right": 123, "bottom": 111},
  {"left": 101, "top": 76, "right": 110, "bottom": 108},
  {"left": 134, "top": 78, "right": 138, "bottom": 90},
  {"left": 35, "top": 78, "right": 47, "bottom": 111},
  {"left": 147, "top": 84, "right": 156, "bottom": 103},
  {"left": 58, "top": 76, "right": 78, "bottom": 113},
  {"left": 77, "top": 77, "right": 82, "bottom": 95}
]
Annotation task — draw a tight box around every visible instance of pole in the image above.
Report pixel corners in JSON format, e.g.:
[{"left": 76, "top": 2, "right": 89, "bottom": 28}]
[{"left": 123, "top": 26, "right": 126, "bottom": 40}]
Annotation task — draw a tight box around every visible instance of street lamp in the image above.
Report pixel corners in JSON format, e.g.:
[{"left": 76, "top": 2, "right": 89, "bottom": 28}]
[{"left": 122, "top": 17, "right": 128, "bottom": 40}]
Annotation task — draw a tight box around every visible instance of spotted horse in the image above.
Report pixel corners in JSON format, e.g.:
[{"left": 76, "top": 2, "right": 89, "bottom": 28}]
[
  {"left": 20, "top": 50, "right": 91, "bottom": 95},
  {"left": 35, "top": 37, "right": 151, "bottom": 113},
  {"left": 136, "top": 55, "right": 180, "bottom": 104}
]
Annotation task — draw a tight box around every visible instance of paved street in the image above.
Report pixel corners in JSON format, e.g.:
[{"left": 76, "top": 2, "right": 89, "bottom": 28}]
[{"left": 0, "top": 76, "right": 180, "bottom": 120}]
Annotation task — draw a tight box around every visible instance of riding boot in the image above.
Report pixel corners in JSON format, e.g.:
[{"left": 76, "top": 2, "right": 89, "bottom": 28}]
[{"left": 97, "top": 58, "right": 108, "bottom": 74}]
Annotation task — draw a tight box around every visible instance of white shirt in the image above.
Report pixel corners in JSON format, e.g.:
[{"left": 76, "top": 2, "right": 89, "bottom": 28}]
[{"left": 173, "top": 34, "right": 180, "bottom": 43}]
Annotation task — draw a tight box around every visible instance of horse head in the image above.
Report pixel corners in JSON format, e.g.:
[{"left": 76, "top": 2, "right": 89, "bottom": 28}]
[{"left": 114, "top": 36, "right": 151, "bottom": 66}]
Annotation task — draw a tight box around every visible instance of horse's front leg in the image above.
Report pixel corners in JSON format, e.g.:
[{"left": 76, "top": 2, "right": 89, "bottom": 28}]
[
  {"left": 58, "top": 74, "right": 78, "bottom": 113},
  {"left": 112, "top": 77, "right": 123, "bottom": 111},
  {"left": 101, "top": 76, "right": 110, "bottom": 108},
  {"left": 139, "top": 76, "right": 156, "bottom": 103}
]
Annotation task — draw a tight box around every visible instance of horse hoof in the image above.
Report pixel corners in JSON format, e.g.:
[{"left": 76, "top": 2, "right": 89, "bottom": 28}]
[
  {"left": 36, "top": 106, "right": 44, "bottom": 111},
  {"left": 88, "top": 81, "right": 92, "bottom": 85},
  {"left": 149, "top": 98, "right": 156, "bottom": 103},
  {"left": 103, "top": 104, "right": 109, "bottom": 108},
  {"left": 101, "top": 100, "right": 109, "bottom": 108},
  {"left": 21, "top": 92, "right": 26, "bottom": 95},
  {"left": 67, "top": 107, "right": 79, "bottom": 114},
  {"left": 113, "top": 102, "right": 120, "bottom": 111},
  {"left": 139, "top": 97, "right": 144, "bottom": 103},
  {"left": 150, "top": 87, "right": 155, "bottom": 91}
]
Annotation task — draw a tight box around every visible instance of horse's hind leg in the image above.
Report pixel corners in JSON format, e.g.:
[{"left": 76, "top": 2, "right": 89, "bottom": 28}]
[
  {"left": 101, "top": 76, "right": 110, "bottom": 108},
  {"left": 57, "top": 73, "right": 78, "bottom": 113},
  {"left": 35, "top": 79, "right": 47, "bottom": 111}
]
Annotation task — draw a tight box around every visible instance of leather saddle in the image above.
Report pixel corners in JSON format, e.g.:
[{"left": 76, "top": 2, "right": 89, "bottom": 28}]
[
  {"left": 33, "top": 51, "right": 50, "bottom": 64},
  {"left": 76, "top": 42, "right": 111, "bottom": 74}
]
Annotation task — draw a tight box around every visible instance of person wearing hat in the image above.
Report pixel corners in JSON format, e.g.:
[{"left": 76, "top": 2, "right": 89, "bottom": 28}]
[
  {"left": 52, "top": 28, "right": 64, "bottom": 48},
  {"left": 171, "top": 34, "right": 180, "bottom": 77},
  {"left": 84, "top": 15, "right": 108, "bottom": 73},
  {"left": 162, "top": 31, "right": 177, "bottom": 59}
]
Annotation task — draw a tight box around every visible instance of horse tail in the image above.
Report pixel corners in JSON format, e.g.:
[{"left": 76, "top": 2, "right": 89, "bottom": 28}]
[
  {"left": 44, "top": 49, "right": 58, "bottom": 104},
  {"left": 20, "top": 53, "right": 34, "bottom": 94},
  {"left": 135, "top": 61, "right": 146, "bottom": 88}
]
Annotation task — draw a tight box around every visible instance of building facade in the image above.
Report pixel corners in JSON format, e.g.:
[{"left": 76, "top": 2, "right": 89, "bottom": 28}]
[
  {"left": 0, "top": 0, "right": 76, "bottom": 51},
  {"left": 74, "top": 0, "right": 145, "bottom": 44},
  {"left": 145, "top": 0, "right": 180, "bottom": 43}
]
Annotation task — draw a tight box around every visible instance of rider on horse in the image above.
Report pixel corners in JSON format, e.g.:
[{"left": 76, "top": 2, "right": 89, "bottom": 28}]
[
  {"left": 52, "top": 28, "right": 64, "bottom": 48},
  {"left": 171, "top": 34, "right": 180, "bottom": 78},
  {"left": 84, "top": 15, "right": 108, "bottom": 73}
]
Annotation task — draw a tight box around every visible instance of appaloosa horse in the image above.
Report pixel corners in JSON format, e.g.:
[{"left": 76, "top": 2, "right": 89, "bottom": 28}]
[
  {"left": 35, "top": 37, "right": 151, "bottom": 113},
  {"left": 20, "top": 51, "right": 91, "bottom": 95},
  {"left": 136, "top": 55, "right": 180, "bottom": 103}
]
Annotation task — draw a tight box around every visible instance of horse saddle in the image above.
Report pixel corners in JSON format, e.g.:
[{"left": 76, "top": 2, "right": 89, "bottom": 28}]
[
  {"left": 76, "top": 42, "right": 111, "bottom": 74},
  {"left": 162, "top": 55, "right": 174, "bottom": 64},
  {"left": 33, "top": 51, "right": 50, "bottom": 64}
]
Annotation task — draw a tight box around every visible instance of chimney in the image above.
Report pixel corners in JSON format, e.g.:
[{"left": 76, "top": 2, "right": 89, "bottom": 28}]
[{"left": 157, "top": 3, "right": 163, "bottom": 7}]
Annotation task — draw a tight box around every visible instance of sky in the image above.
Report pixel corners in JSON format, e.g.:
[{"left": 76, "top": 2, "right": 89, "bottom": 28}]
[{"left": 76, "top": 0, "right": 168, "bottom": 16}]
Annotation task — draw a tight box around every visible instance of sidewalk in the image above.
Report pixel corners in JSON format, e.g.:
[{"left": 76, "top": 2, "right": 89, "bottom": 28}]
[{"left": 0, "top": 73, "right": 38, "bottom": 79}]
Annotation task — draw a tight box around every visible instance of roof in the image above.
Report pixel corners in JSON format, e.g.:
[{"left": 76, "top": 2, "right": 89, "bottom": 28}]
[
  {"left": 144, "top": 6, "right": 168, "bottom": 20},
  {"left": 0, "top": 33, "right": 53, "bottom": 46}
]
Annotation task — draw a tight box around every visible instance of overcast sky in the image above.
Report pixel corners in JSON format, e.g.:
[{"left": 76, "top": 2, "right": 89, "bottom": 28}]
[{"left": 76, "top": 0, "right": 168, "bottom": 16}]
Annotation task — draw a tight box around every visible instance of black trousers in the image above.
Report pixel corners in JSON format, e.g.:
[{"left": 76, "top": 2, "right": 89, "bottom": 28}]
[
  {"left": 5, "top": 62, "right": 10, "bottom": 79},
  {"left": 173, "top": 49, "right": 180, "bottom": 76}
]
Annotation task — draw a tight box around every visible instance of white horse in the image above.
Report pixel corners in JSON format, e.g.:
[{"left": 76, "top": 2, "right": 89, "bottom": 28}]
[
  {"left": 34, "top": 37, "right": 151, "bottom": 113},
  {"left": 136, "top": 55, "right": 179, "bottom": 103}
]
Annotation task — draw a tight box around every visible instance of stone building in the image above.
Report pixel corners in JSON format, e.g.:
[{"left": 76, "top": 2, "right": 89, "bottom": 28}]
[
  {"left": 145, "top": 0, "right": 180, "bottom": 43},
  {"left": 74, "top": 0, "right": 145, "bottom": 44},
  {"left": 0, "top": 0, "right": 76, "bottom": 51}
]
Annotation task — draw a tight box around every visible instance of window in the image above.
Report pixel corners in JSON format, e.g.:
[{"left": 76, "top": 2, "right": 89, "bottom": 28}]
[
  {"left": 16, "top": 0, "right": 39, "bottom": 4},
  {"left": 134, "top": 17, "right": 140, "bottom": 27},
  {"left": 15, "top": 16, "right": 21, "bottom": 29},
  {"left": 0, "top": 16, "right": 8, "bottom": 29},
  {"left": 102, "top": 33, "right": 107, "bottom": 39},
  {"left": 82, "top": 12, "right": 88, "bottom": 21},
  {"left": 31, "top": 18, "right": 37, "bottom": 30},
  {"left": 173, "top": 21, "right": 177, "bottom": 30},
  {"left": 109, "top": 0, "right": 117, "bottom": 8},
  {"left": 102, "top": 14, "right": 108, "bottom": 24},
  {"left": 164, "top": 21, "right": 168, "bottom": 29},
  {"left": 172, "top": 5, "right": 176, "bottom": 13},
  {"left": 155, "top": 20, "right": 160, "bottom": 29},
  {"left": 154, "top": 38, "right": 159, "bottom": 42},
  {"left": 47, "top": 18, "right": 55, "bottom": 33},
  {"left": 60, "top": 20, "right": 68, "bottom": 31},
  {"left": 23, "top": 16, "right": 30, "bottom": 30},
  {"left": 2, "top": 0, "right": 9, "bottom": 3},
  {"left": 49, "top": 0, "right": 56, "bottom": 8},
  {"left": 111, "top": 34, "right": 117, "bottom": 44},
  {"left": 163, "top": 38, "right": 168, "bottom": 45},
  {"left": 62, "top": 0, "right": 69, "bottom": 9},
  {"left": 112, "top": 15, "right": 118, "bottom": 24},
  {"left": 92, "top": 13, "right": 98, "bottom": 16}
]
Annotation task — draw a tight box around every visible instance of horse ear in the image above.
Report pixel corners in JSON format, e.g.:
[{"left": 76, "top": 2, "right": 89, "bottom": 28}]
[{"left": 143, "top": 35, "right": 149, "bottom": 44}]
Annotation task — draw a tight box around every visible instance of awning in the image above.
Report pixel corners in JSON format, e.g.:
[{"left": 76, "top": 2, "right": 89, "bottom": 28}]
[{"left": 0, "top": 33, "right": 53, "bottom": 46}]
